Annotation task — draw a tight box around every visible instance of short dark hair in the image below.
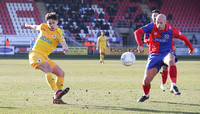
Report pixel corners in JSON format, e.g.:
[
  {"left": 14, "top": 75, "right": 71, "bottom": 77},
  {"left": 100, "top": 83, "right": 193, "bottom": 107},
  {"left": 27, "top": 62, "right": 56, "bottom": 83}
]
[
  {"left": 152, "top": 9, "right": 160, "bottom": 14},
  {"left": 45, "top": 12, "right": 57, "bottom": 21}
]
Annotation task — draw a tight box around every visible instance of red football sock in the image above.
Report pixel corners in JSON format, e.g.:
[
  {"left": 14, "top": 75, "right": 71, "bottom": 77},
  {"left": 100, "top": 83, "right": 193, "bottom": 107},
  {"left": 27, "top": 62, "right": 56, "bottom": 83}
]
[
  {"left": 169, "top": 65, "right": 177, "bottom": 83},
  {"left": 142, "top": 84, "right": 151, "bottom": 95},
  {"left": 162, "top": 70, "right": 168, "bottom": 84}
]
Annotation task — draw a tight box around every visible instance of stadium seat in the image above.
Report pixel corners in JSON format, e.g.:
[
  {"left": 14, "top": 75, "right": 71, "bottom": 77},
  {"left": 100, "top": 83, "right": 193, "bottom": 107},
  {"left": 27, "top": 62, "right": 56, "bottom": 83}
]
[
  {"left": 147, "top": 0, "right": 200, "bottom": 32},
  {"left": 1, "top": 0, "right": 42, "bottom": 35}
]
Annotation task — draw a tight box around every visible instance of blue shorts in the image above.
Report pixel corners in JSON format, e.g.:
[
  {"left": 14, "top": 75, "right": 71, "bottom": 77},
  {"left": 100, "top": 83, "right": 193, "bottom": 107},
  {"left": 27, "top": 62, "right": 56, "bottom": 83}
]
[{"left": 146, "top": 52, "right": 177, "bottom": 72}]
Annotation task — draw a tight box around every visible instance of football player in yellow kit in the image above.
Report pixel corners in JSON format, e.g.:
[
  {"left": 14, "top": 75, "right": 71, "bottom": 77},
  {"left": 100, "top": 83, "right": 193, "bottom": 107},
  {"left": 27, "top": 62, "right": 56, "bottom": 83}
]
[
  {"left": 25, "top": 12, "right": 69, "bottom": 104},
  {"left": 96, "top": 31, "right": 110, "bottom": 64}
]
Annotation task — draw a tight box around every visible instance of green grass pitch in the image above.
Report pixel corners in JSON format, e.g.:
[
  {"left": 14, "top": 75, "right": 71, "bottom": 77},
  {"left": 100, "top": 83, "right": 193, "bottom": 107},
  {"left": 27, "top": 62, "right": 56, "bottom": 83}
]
[{"left": 0, "top": 59, "right": 199, "bottom": 114}]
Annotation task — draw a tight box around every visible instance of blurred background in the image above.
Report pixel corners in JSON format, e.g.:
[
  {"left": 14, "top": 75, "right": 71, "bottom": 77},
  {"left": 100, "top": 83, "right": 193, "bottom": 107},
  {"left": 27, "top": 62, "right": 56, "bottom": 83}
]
[{"left": 0, "top": 0, "right": 199, "bottom": 56}]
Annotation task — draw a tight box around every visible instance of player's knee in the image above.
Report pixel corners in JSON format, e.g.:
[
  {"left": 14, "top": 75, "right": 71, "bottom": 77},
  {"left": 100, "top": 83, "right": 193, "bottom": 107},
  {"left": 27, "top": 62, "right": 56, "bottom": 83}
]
[
  {"left": 39, "top": 63, "right": 52, "bottom": 73},
  {"left": 162, "top": 66, "right": 168, "bottom": 71},
  {"left": 168, "top": 59, "right": 175, "bottom": 66},
  {"left": 58, "top": 70, "right": 65, "bottom": 77},
  {"left": 143, "top": 79, "right": 150, "bottom": 85}
]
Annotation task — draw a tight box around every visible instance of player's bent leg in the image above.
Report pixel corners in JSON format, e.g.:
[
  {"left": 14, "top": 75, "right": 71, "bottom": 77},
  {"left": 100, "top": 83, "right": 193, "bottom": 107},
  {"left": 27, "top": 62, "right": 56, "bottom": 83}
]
[
  {"left": 138, "top": 68, "right": 157, "bottom": 102},
  {"left": 52, "top": 65, "right": 70, "bottom": 101},
  {"left": 143, "top": 68, "right": 158, "bottom": 85},
  {"left": 52, "top": 65, "right": 65, "bottom": 78},
  {"left": 160, "top": 66, "right": 168, "bottom": 91},
  {"left": 163, "top": 54, "right": 176, "bottom": 66},
  {"left": 52, "top": 65, "right": 65, "bottom": 90},
  {"left": 163, "top": 54, "right": 180, "bottom": 95},
  {"left": 38, "top": 62, "right": 58, "bottom": 92},
  {"left": 38, "top": 62, "right": 52, "bottom": 73}
]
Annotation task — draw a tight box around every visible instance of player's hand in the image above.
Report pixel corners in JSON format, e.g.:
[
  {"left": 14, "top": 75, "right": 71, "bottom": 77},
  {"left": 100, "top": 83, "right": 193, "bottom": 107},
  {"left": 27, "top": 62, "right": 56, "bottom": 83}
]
[
  {"left": 96, "top": 47, "right": 98, "bottom": 50},
  {"left": 137, "top": 46, "right": 144, "bottom": 53},
  {"left": 189, "top": 50, "right": 193, "bottom": 55},
  {"left": 63, "top": 47, "right": 69, "bottom": 53},
  {"left": 25, "top": 23, "right": 31, "bottom": 28},
  {"left": 173, "top": 46, "right": 176, "bottom": 52}
]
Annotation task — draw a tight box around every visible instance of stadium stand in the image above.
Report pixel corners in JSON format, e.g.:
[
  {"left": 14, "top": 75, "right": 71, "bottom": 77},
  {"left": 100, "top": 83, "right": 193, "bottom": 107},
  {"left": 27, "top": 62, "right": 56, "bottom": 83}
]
[
  {"left": 147, "top": 0, "right": 200, "bottom": 32},
  {"left": 44, "top": 0, "right": 121, "bottom": 44},
  {"left": 0, "top": 0, "right": 42, "bottom": 36},
  {"left": 0, "top": 0, "right": 199, "bottom": 48}
]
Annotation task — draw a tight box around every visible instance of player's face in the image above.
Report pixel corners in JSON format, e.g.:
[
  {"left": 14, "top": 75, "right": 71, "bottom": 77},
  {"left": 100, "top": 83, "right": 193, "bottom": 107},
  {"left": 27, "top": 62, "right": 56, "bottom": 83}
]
[
  {"left": 47, "top": 19, "right": 58, "bottom": 31},
  {"left": 152, "top": 13, "right": 159, "bottom": 23},
  {"left": 101, "top": 32, "right": 104, "bottom": 36},
  {"left": 156, "top": 17, "right": 166, "bottom": 30}
]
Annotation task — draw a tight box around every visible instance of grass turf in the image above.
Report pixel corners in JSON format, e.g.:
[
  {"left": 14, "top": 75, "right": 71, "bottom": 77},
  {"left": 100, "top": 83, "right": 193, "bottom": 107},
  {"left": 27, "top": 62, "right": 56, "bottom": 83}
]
[{"left": 0, "top": 59, "right": 199, "bottom": 114}]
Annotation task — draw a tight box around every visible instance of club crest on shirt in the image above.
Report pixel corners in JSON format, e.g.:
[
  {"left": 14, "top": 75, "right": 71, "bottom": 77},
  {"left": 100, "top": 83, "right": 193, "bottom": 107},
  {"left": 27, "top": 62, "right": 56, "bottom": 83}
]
[
  {"left": 169, "top": 26, "right": 172, "bottom": 29},
  {"left": 164, "top": 34, "right": 169, "bottom": 39},
  {"left": 154, "top": 32, "right": 157, "bottom": 35},
  {"left": 61, "top": 36, "right": 64, "bottom": 39},
  {"left": 37, "top": 59, "right": 41, "bottom": 63},
  {"left": 52, "top": 35, "right": 56, "bottom": 39}
]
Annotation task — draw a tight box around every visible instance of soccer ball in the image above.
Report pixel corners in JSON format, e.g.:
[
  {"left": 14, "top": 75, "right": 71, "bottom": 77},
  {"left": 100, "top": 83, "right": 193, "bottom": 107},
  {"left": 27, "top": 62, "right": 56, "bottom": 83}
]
[{"left": 121, "top": 52, "right": 136, "bottom": 66}]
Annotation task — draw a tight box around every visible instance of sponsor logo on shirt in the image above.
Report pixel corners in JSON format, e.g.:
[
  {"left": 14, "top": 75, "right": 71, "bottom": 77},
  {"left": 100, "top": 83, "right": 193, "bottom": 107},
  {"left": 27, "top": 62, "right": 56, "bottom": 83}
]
[
  {"left": 153, "top": 38, "right": 168, "bottom": 43},
  {"left": 40, "top": 36, "right": 52, "bottom": 44}
]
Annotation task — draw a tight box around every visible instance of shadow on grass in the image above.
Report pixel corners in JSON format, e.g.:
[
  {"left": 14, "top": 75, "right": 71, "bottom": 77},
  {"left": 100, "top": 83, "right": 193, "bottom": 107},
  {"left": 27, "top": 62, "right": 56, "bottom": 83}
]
[
  {"left": 0, "top": 107, "right": 17, "bottom": 109},
  {"left": 151, "top": 101, "right": 200, "bottom": 107},
  {"left": 68, "top": 104, "right": 198, "bottom": 114}
]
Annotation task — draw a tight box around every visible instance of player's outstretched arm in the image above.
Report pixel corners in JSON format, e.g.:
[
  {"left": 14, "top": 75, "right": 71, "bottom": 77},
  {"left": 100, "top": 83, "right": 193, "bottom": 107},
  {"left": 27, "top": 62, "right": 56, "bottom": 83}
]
[
  {"left": 134, "top": 28, "right": 145, "bottom": 46},
  {"left": 60, "top": 41, "right": 69, "bottom": 53},
  {"left": 107, "top": 40, "right": 110, "bottom": 47},
  {"left": 96, "top": 39, "right": 99, "bottom": 50},
  {"left": 134, "top": 28, "right": 145, "bottom": 53},
  {"left": 25, "top": 23, "right": 40, "bottom": 31},
  {"left": 173, "top": 29, "right": 194, "bottom": 55}
]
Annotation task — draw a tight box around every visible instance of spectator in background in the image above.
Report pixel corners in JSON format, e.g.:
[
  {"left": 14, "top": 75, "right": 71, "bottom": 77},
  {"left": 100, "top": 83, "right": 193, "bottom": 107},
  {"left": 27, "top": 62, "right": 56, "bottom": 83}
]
[
  {"left": 90, "top": 41, "right": 95, "bottom": 55},
  {"left": 141, "top": 15, "right": 146, "bottom": 23},
  {"left": 90, "top": 15, "right": 95, "bottom": 22},
  {"left": 108, "top": 16, "right": 114, "bottom": 23},
  {"left": 101, "top": 2, "right": 105, "bottom": 8},
  {"left": 97, "top": 30, "right": 101, "bottom": 37},
  {"left": 84, "top": 40, "right": 90, "bottom": 54},
  {"left": 99, "top": 12, "right": 104, "bottom": 19},
  {"left": 76, "top": 34, "right": 81, "bottom": 42},
  {"left": 105, "top": 31, "right": 109, "bottom": 37},
  {"left": 30, "top": 37, "right": 36, "bottom": 50},
  {"left": 132, "top": 4, "right": 138, "bottom": 12},
  {"left": 79, "top": 7, "right": 84, "bottom": 14},
  {"left": 5, "top": 38, "right": 10, "bottom": 46},
  {"left": 125, "top": 12, "right": 129, "bottom": 19},
  {"left": 190, "top": 34, "right": 198, "bottom": 45},
  {"left": 167, "top": 14, "right": 173, "bottom": 20}
]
